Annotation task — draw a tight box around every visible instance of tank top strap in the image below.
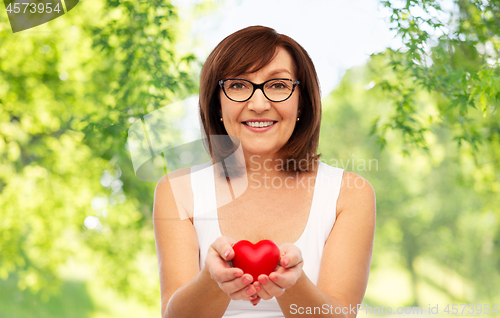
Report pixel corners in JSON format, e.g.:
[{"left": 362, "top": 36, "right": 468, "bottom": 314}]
[
  {"left": 294, "top": 162, "right": 344, "bottom": 285},
  {"left": 310, "top": 162, "right": 344, "bottom": 242},
  {"left": 191, "top": 161, "right": 220, "bottom": 270}
]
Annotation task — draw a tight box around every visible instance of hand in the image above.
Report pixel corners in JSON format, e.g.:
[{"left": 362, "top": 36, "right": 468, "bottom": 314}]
[
  {"left": 205, "top": 236, "right": 261, "bottom": 305},
  {"left": 252, "top": 243, "right": 303, "bottom": 300}
]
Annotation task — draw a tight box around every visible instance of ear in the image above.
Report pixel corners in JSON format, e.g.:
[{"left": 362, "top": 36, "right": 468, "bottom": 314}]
[{"left": 297, "top": 95, "right": 302, "bottom": 117}]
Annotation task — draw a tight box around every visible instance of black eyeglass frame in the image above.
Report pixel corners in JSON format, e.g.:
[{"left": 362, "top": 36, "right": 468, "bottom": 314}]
[{"left": 218, "top": 78, "right": 300, "bottom": 103}]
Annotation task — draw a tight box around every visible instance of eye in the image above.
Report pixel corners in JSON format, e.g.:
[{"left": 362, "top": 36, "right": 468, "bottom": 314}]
[
  {"left": 226, "top": 80, "right": 250, "bottom": 90},
  {"left": 230, "top": 83, "right": 245, "bottom": 89},
  {"left": 271, "top": 82, "right": 287, "bottom": 89},
  {"left": 267, "top": 80, "right": 290, "bottom": 90}
]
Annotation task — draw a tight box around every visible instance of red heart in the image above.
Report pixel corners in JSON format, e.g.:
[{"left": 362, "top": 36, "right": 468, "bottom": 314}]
[{"left": 231, "top": 240, "right": 280, "bottom": 283}]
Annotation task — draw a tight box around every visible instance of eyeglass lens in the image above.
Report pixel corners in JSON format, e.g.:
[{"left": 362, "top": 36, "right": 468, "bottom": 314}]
[{"left": 222, "top": 79, "right": 295, "bottom": 102}]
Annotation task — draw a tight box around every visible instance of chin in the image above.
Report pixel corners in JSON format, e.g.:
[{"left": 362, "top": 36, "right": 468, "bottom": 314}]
[{"left": 242, "top": 145, "right": 280, "bottom": 158}]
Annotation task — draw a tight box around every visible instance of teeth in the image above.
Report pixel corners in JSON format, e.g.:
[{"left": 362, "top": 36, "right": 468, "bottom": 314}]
[{"left": 246, "top": 121, "right": 275, "bottom": 128}]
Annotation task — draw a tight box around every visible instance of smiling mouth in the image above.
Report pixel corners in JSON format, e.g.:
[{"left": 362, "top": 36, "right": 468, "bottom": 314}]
[{"left": 243, "top": 121, "right": 277, "bottom": 128}]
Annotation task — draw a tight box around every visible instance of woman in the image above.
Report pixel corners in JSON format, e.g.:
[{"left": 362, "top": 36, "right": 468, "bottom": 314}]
[{"left": 153, "top": 26, "right": 376, "bottom": 318}]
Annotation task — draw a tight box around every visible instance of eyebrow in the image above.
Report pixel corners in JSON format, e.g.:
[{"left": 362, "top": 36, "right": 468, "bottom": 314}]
[
  {"left": 267, "top": 69, "right": 292, "bottom": 77},
  {"left": 238, "top": 68, "right": 293, "bottom": 78}
]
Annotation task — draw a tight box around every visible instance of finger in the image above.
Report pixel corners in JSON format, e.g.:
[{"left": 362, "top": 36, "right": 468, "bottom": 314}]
[
  {"left": 209, "top": 264, "right": 244, "bottom": 285},
  {"left": 268, "top": 269, "right": 302, "bottom": 290},
  {"left": 280, "top": 254, "right": 303, "bottom": 269},
  {"left": 259, "top": 274, "right": 285, "bottom": 298},
  {"left": 228, "top": 280, "right": 258, "bottom": 301},
  {"left": 250, "top": 296, "right": 261, "bottom": 306},
  {"left": 279, "top": 244, "right": 303, "bottom": 268},
  {"left": 255, "top": 277, "right": 274, "bottom": 300},
  {"left": 220, "top": 274, "right": 254, "bottom": 295},
  {"left": 211, "top": 236, "right": 237, "bottom": 261}
]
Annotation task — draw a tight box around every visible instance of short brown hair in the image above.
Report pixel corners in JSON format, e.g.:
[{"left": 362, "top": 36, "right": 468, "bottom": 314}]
[{"left": 199, "top": 25, "right": 322, "bottom": 172}]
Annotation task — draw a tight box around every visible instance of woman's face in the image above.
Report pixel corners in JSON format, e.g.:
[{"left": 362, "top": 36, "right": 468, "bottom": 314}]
[{"left": 219, "top": 47, "right": 300, "bottom": 159}]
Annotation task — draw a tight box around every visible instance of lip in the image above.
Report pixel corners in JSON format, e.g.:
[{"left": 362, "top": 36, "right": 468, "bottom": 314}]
[
  {"left": 242, "top": 120, "right": 277, "bottom": 133},
  {"left": 241, "top": 118, "right": 277, "bottom": 123}
]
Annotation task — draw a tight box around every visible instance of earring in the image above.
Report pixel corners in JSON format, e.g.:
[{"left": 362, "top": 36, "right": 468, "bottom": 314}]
[
  {"left": 296, "top": 117, "right": 300, "bottom": 122},
  {"left": 220, "top": 117, "right": 223, "bottom": 122}
]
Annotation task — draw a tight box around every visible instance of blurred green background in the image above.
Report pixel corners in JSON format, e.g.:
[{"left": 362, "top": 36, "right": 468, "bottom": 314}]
[{"left": 0, "top": 0, "right": 499, "bottom": 317}]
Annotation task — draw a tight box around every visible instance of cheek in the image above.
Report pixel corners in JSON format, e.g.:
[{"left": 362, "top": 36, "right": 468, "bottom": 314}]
[
  {"left": 220, "top": 104, "right": 242, "bottom": 132},
  {"left": 283, "top": 101, "right": 300, "bottom": 121},
  {"left": 224, "top": 108, "right": 239, "bottom": 123}
]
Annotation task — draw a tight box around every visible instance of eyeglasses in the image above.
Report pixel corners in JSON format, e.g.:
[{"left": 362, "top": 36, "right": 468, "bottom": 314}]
[{"left": 219, "top": 78, "right": 300, "bottom": 103}]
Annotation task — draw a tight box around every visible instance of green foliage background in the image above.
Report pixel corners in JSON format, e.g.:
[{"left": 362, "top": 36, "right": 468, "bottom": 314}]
[{"left": 0, "top": 0, "right": 499, "bottom": 316}]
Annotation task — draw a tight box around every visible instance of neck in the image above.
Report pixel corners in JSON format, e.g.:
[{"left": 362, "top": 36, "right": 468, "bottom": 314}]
[
  {"left": 211, "top": 150, "right": 318, "bottom": 193},
  {"left": 243, "top": 152, "right": 307, "bottom": 190}
]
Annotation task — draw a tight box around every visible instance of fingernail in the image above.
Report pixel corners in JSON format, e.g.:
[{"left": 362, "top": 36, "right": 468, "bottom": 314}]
[
  {"left": 234, "top": 272, "right": 242, "bottom": 278},
  {"left": 224, "top": 250, "right": 230, "bottom": 258},
  {"left": 249, "top": 295, "right": 256, "bottom": 300},
  {"left": 260, "top": 277, "right": 268, "bottom": 285},
  {"left": 243, "top": 277, "right": 251, "bottom": 284},
  {"left": 246, "top": 287, "right": 253, "bottom": 295},
  {"left": 270, "top": 275, "right": 277, "bottom": 282},
  {"left": 283, "top": 257, "right": 289, "bottom": 266},
  {"left": 255, "top": 285, "right": 261, "bottom": 292}
]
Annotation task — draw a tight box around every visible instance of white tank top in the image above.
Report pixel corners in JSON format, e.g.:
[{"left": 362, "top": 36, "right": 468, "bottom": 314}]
[{"left": 191, "top": 161, "right": 344, "bottom": 317}]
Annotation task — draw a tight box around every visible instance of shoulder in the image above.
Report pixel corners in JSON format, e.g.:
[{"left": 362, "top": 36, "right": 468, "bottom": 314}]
[
  {"left": 155, "top": 166, "right": 192, "bottom": 198},
  {"left": 154, "top": 166, "right": 194, "bottom": 222},
  {"left": 336, "top": 171, "right": 376, "bottom": 218}
]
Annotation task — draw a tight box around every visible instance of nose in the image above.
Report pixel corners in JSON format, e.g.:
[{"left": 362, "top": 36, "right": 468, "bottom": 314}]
[{"left": 247, "top": 88, "right": 271, "bottom": 113}]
